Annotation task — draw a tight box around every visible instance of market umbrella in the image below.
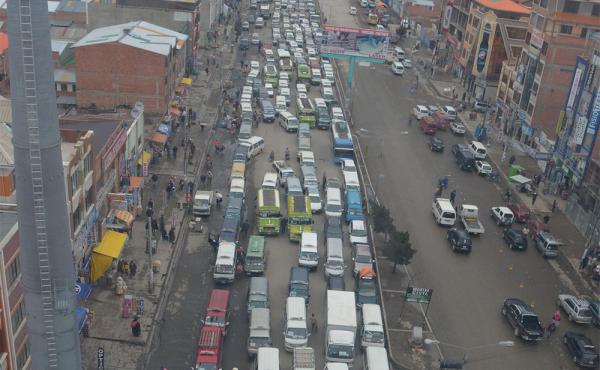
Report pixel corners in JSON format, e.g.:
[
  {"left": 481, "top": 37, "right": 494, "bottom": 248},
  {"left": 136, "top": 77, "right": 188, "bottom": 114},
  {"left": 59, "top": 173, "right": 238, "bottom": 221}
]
[{"left": 376, "top": 1, "right": 387, "bottom": 7}]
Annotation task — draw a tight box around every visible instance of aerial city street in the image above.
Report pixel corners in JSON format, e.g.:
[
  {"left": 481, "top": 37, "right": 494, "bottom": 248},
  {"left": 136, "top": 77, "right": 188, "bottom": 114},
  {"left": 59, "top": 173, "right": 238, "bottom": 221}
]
[{"left": 1, "top": 0, "right": 600, "bottom": 369}]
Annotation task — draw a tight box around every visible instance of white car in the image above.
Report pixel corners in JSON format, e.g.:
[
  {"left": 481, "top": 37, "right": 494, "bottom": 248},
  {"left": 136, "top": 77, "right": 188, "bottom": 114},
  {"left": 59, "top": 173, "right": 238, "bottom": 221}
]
[
  {"left": 412, "top": 105, "right": 429, "bottom": 119},
  {"left": 279, "top": 79, "right": 289, "bottom": 89},
  {"left": 341, "top": 159, "right": 357, "bottom": 177},
  {"left": 557, "top": 294, "right": 593, "bottom": 324},
  {"left": 349, "top": 6, "right": 357, "bottom": 14},
  {"left": 251, "top": 33, "right": 260, "bottom": 44},
  {"left": 391, "top": 61, "right": 404, "bottom": 75},
  {"left": 280, "top": 87, "right": 291, "bottom": 105},
  {"left": 275, "top": 96, "right": 287, "bottom": 114},
  {"left": 475, "top": 160, "right": 493, "bottom": 176},
  {"left": 349, "top": 220, "right": 368, "bottom": 245},
  {"left": 299, "top": 150, "right": 315, "bottom": 167},
  {"left": 307, "top": 47, "right": 317, "bottom": 56},
  {"left": 280, "top": 71, "right": 290, "bottom": 80},
  {"left": 450, "top": 121, "right": 466, "bottom": 135},
  {"left": 306, "top": 185, "right": 322, "bottom": 213},
  {"left": 403, "top": 59, "right": 412, "bottom": 68},
  {"left": 265, "top": 83, "right": 274, "bottom": 97},
  {"left": 255, "top": 17, "right": 264, "bottom": 28},
  {"left": 296, "top": 83, "right": 308, "bottom": 95},
  {"left": 250, "top": 60, "right": 260, "bottom": 70}
]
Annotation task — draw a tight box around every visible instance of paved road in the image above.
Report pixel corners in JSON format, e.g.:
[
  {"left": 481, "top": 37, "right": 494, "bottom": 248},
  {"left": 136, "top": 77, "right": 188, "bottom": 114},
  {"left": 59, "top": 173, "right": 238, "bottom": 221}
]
[{"left": 319, "top": 2, "right": 596, "bottom": 370}]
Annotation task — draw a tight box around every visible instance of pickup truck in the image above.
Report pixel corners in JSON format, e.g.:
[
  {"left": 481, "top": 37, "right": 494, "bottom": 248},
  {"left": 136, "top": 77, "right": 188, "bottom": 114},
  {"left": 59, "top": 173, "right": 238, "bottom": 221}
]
[
  {"left": 293, "top": 347, "right": 315, "bottom": 370},
  {"left": 458, "top": 204, "right": 485, "bottom": 235}
]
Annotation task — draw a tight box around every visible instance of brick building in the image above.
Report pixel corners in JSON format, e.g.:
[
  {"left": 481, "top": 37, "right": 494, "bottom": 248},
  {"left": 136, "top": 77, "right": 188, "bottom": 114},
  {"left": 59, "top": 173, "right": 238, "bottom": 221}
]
[
  {"left": 496, "top": 0, "right": 600, "bottom": 152},
  {"left": 0, "top": 212, "right": 31, "bottom": 370},
  {"left": 72, "top": 21, "right": 188, "bottom": 114}
]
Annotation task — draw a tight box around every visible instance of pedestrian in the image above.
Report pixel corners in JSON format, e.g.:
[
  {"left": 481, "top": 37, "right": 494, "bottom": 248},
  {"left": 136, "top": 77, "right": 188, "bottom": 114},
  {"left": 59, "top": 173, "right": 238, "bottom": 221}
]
[
  {"left": 505, "top": 189, "right": 512, "bottom": 203},
  {"left": 161, "top": 227, "right": 168, "bottom": 241},
  {"left": 205, "top": 67, "right": 209, "bottom": 75},
  {"left": 281, "top": 217, "right": 287, "bottom": 232},
  {"left": 509, "top": 155, "right": 516, "bottom": 166},
  {"left": 546, "top": 320, "right": 557, "bottom": 338},
  {"left": 172, "top": 146, "right": 178, "bottom": 159},
  {"left": 169, "top": 227, "right": 176, "bottom": 244},
  {"left": 462, "top": 91, "right": 466, "bottom": 101},
  {"left": 551, "top": 199, "right": 557, "bottom": 213},
  {"left": 200, "top": 174, "right": 207, "bottom": 187},
  {"left": 130, "top": 316, "right": 141, "bottom": 337},
  {"left": 435, "top": 186, "right": 443, "bottom": 198},
  {"left": 322, "top": 172, "right": 327, "bottom": 188},
  {"left": 543, "top": 215, "right": 550, "bottom": 225},
  {"left": 147, "top": 197, "right": 155, "bottom": 211},
  {"left": 240, "top": 60, "right": 244, "bottom": 69},
  {"left": 531, "top": 191, "right": 538, "bottom": 206},
  {"left": 206, "top": 170, "right": 213, "bottom": 186},
  {"left": 441, "top": 175, "right": 449, "bottom": 189},
  {"left": 215, "top": 191, "right": 223, "bottom": 207},
  {"left": 593, "top": 264, "right": 600, "bottom": 286},
  {"left": 130, "top": 260, "right": 137, "bottom": 278},
  {"left": 310, "top": 313, "right": 318, "bottom": 332},
  {"left": 450, "top": 189, "right": 457, "bottom": 205},
  {"left": 241, "top": 221, "right": 250, "bottom": 235},
  {"left": 151, "top": 218, "right": 159, "bottom": 236},
  {"left": 123, "top": 260, "right": 130, "bottom": 277}
]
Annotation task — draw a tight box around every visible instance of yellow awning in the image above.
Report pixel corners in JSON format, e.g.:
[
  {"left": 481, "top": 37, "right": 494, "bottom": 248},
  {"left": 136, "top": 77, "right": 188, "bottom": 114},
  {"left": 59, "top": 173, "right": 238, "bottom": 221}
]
[
  {"left": 137, "top": 151, "right": 152, "bottom": 165},
  {"left": 181, "top": 77, "right": 192, "bottom": 86},
  {"left": 90, "top": 231, "right": 128, "bottom": 282}
]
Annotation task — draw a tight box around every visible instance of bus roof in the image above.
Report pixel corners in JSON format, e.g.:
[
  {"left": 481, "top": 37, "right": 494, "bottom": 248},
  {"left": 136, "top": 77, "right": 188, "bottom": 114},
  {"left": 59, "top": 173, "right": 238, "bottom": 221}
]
[
  {"left": 247, "top": 235, "right": 266, "bottom": 256},
  {"left": 288, "top": 195, "right": 310, "bottom": 214}
]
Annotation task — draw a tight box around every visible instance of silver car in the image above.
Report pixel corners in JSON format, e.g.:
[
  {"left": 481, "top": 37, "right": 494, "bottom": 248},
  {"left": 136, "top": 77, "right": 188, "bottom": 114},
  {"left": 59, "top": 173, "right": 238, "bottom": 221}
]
[{"left": 557, "top": 294, "right": 593, "bottom": 324}]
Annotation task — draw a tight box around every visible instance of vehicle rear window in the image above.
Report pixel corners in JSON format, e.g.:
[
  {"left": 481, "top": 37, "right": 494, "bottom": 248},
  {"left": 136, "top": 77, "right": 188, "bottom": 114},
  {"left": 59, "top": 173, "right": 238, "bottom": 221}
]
[{"left": 442, "top": 212, "right": 455, "bottom": 219}]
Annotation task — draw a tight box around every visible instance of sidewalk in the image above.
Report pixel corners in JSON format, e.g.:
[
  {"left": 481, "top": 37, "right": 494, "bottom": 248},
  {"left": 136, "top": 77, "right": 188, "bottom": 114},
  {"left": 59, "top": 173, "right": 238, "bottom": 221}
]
[
  {"left": 425, "top": 72, "right": 598, "bottom": 296},
  {"left": 80, "top": 21, "right": 234, "bottom": 369}
]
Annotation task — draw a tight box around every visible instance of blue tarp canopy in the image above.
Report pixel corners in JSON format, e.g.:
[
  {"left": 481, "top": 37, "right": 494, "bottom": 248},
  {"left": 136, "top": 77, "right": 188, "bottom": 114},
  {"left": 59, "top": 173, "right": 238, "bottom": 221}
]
[
  {"left": 76, "top": 306, "right": 87, "bottom": 333},
  {"left": 75, "top": 282, "right": 92, "bottom": 300},
  {"left": 157, "top": 123, "right": 172, "bottom": 136}
]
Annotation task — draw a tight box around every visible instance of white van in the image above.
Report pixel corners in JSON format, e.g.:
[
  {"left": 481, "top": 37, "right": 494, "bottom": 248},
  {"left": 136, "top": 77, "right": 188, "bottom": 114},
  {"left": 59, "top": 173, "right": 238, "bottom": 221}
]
[
  {"left": 230, "top": 177, "right": 246, "bottom": 195},
  {"left": 276, "top": 96, "right": 287, "bottom": 115},
  {"left": 394, "top": 47, "right": 406, "bottom": 61},
  {"left": 343, "top": 171, "right": 360, "bottom": 193},
  {"left": 240, "top": 136, "right": 265, "bottom": 159},
  {"left": 331, "top": 106, "right": 345, "bottom": 120},
  {"left": 253, "top": 347, "right": 280, "bottom": 370},
  {"left": 361, "top": 304, "right": 385, "bottom": 348},
  {"left": 299, "top": 150, "right": 315, "bottom": 167},
  {"left": 432, "top": 198, "right": 456, "bottom": 226},
  {"left": 360, "top": 0, "right": 368, "bottom": 7},
  {"left": 242, "top": 101, "right": 253, "bottom": 114},
  {"left": 364, "top": 347, "right": 390, "bottom": 370},
  {"left": 325, "top": 238, "right": 344, "bottom": 276},
  {"left": 391, "top": 61, "right": 405, "bottom": 75},
  {"left": 314, "top": 97, "right": 327, "bottom": 110},
  {"left": 262, "top": 172, "right": 279, "bottom": 189},
  {"left": 469, "top": 141, "right": 487, "bottom": 159},
  {"left": 299, "top": 232, "right": 318, "bottom": 270},
  {"left": 248, "top": 307, "right": 272, "bottom": 356},
  {"left": 325, "top": 187, "right": 343, "bottom": 218},
  {"left": 284, "top": 297, "right": 309, "bottom": 351},
  {"left": 279, "top": 111, "right": 299, "bottom": 132},
  {"left": 213, "top": 242, "right": 236, "bottom": 283}
]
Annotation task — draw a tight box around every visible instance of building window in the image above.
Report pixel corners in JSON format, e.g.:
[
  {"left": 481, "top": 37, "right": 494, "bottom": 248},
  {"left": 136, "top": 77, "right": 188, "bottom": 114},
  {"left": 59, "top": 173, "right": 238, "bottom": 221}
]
[
  {"left": 560, "top": 24, "right": 573, "bottom": 34},
  {"left": 67, "top": 84, "right": 73, "bottom": 92},
  {"left": 541, "top": 41, "right": 548, "bottom": 55},
  {"left": 581, "top": 28, "right": 588, "bottom": 38},
  {"left": 535, "top": 14, "right": 545, "bottom": 30},
  {"left": 6, "top": 256, "right": 20, "bottom": 289},
  {"left": 471, "top": 17, "right": 479, "bottom": 28},
  {"left": 536, "top": 62, "right": 544, "bottom": 76},
  {"left": 527, "top": 102, "right": 535, "bottom": 116},
  {"left": 532, "top": 81, "right": 539, "bottom": 96},
  {"left": 11, "top": 300, "right": 25, "bottom": 331},
  {"left": 563, "top": 0, "right": 579, "bottom": 13},
  {"left": 593, "top": 3, "right": 600, "bottom": 16},
  {"left": 73, "top": 206, "right": 82, "bottom": 229},
  {"left": 539, "top": 0, "right": 547, "bottom": 8},
  {"left": 56, "top": 83, "right": 62, "bottom": 92},
  {"left": 83, "top": 153, "right": 92, "bottom": 176},
  {"left": 85, "top": 190, "right": 93, "bottom": 210},
  {"left": 71, "top": 171, "right": 80, "bottom": 194},
  {"left": 17, "top": 343, "right": 29, "bottom": 369},
  {"left": 506, "top": 27, "right": 527, "bottom": 40}
]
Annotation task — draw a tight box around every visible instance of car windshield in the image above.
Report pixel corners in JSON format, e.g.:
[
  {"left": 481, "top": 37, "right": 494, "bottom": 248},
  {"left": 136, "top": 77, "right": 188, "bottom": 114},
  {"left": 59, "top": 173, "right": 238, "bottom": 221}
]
[
  {"left": 521, "top": 314, "right": 539, "bottom": 329},
  {"left": 363, "top": 330, "right": 385, "bottom": 343},
  {"left": 205, "top": 314, "right": 226, "bottom": 326},
  {"left": 356, "top": 254, "right": 371, "bottom": 263},
  {"left": 327, "top": 203, "right": 342, "bottom": 212},
  {"left": 286, "top": 327, "right": 307, "bottom": 339},
  {"left": 197, "top": 364, "right": 218, "bottom": 370},
  {"left": 352, "top": 228, "right": 367, "bottom": 237},
  {"left": 580, "top": 308, "right": 592, "bottom": 317},
  {"left": 300, "top": 251, "right": 318, "bottom": 260}
]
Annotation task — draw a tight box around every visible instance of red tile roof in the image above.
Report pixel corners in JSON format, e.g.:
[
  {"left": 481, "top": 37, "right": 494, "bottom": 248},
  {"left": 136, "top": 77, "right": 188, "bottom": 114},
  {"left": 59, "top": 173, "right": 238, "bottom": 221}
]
[
  {"left": 476, "top": 0, "right": 530, "bottom": 14},
  {"left": 0, "top": 33, "right": 8, "bottom": 54}
]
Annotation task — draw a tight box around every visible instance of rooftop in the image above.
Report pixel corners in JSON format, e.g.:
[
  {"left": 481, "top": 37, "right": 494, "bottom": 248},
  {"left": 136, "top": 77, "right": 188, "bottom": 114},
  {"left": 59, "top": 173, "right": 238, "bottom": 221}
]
[
  {"left": 0, "top": 122, "right": 13, "bottom": 167},
  {"left": 59, "top": 120, "right": 120, "bottom": 157},
  {"left": 72, "top": 20, "right": 188, "bottom": 56},
  {"left": 51, "top": 39, "right": 71, "bottom": 55},
  {"left": 0, "top": 211, "right": 17, "bottom": 243},
  {"left": 476, "top": 0, "right": 530, "bottom": 14},
  {"left": 56, "top": 0, "right": 87, "bottom": 13}
]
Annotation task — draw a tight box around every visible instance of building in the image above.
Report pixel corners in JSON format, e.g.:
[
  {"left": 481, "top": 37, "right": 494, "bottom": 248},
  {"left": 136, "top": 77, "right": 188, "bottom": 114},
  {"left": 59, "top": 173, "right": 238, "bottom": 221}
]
[
  {"left": 0, "top": 211, "right": 32, "bottom": 370},
  {"left": 552, "top": 40, "right": 600, "bottom": 244},
  {"left": 406, "top": 0, "right": 441, "bottom": 49},
  {"left": 72, "top": 21, "right": 188, "bottom": 114},
  {"left": 498, "top": 0, "right": 600, "bottom": 152},
  {"left": 0, "top": 122, "right": 13, "bottom": 203},
  {"left": 458, "top": 0, "right": 529, "bottom": 99},
  {"left": 87, "top": 0, "right": 201, "bottom": 64}
]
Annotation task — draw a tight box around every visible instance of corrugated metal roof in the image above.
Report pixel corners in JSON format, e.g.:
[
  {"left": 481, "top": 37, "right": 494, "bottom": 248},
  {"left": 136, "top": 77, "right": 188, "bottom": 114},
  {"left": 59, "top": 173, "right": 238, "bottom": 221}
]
[
  {"left": 0, "top": 122, "right": 14, "bottom": 167},
  {"left": 72, "top": 20, "right": 188, "bottom": 56},
  {"left": 54, "top": 68, "right": 76, "bottom": 83},
  {"left": 0, "top": 97, "right": 12, "bottom": 124},
  {"left": 52, "top": 39, "right": 71, "bottom": 54}
]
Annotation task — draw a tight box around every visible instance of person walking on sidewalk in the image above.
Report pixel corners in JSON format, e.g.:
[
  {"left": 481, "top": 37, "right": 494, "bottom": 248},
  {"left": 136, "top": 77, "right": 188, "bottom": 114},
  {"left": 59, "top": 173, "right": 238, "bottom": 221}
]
[
  {"left": 169, "top": 227, "right": 176, "bottom": 245},
  {"left": 450, "top": 189, "right": 457, "bottom": 205},
  {"left": 531, "top": 191, "right": 538, "bottom": 206},
  {"left": 551, "top": 199, "right": 557, "bottom": 212},
  {"left": 215, "top": 191, "right": 223, "bottom": 207},
  {"left": 151, "top": 218, "right": 159, "bottom": 236},
  {"left": 130, "top": 317, "right": 141, "bottom": 337},
  {"left": 206, "top": 170, "right": 213, "bottom": 186},
  {"left": 130, "top": 260, "right": 137, "bottom": 278}
]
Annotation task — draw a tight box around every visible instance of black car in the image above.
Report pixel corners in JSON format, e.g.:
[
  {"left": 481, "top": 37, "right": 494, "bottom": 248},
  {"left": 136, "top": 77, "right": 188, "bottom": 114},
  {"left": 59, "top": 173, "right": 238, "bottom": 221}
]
[
  {"left": 591, "top": 300, "right": 600, "bottom": 327},
  {"left": 429, "top": 136, "right": 444, "bottom": 152},
  {"left": 356, "top": 274, "right": 378, "bottom": 307},
  {"left": 502, "top": 298, "right": 544, "bottom": 342},
  {"left": 288, "top": 267, "right": 310, "bottom": 303},
  {"left": 563, "top": 332, "right": 600, "bottom": 368},
  {"left": 239, "top": 38, "right": 250, "bottom": 50},
  {"left": 503, "top": 228, "right": 528, "bottom": 251},
  {"left": 324, "top": 216, "right": 343, "bottom": 240},
  {"left": 327, "top": 275, "right": 346, "bottom": 291},
  {"left": 452, "top": 144, "right": 475, "bottom": 171},
  {"left": 446, "top": 228, "right": 472, "bottom": 253}
]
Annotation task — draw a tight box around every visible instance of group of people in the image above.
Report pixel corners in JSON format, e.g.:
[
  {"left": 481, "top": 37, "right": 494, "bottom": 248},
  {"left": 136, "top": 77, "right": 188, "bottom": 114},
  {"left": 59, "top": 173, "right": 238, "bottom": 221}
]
[
  {"left": 580, "top": 246, "right": 600, "bottom": 286},
  {"left": 117, "top": 259, "right": 138, "bottom": 278}
]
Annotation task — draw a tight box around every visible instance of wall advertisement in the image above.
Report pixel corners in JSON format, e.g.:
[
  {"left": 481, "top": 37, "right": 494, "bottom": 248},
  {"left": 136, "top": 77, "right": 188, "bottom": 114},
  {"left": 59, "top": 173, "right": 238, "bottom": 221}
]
[{"left": 320, "top": 25, "right": 390, "bottom": 60}]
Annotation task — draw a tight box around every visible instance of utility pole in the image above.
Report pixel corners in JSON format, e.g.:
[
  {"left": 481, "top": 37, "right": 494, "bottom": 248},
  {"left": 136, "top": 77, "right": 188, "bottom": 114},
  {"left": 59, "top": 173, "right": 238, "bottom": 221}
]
[{"left": 146, "top": 215, "right": 154, "bottom": 294}]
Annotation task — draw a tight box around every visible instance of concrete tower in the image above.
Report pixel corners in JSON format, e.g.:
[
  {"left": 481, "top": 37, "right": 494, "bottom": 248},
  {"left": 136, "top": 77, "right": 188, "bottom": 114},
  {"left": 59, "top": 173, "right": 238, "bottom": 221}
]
[{"left": 7, "top": 0, "right": 82, "bottom": 368}]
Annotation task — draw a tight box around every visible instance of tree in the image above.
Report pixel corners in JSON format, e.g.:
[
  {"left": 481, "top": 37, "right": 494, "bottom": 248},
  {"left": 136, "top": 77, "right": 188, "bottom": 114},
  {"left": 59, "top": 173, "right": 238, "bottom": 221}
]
[
  {"left": 383, "top": 230, "right": 416, "bottom": 273},
  {"left": 371, "top": 202, "right": 395, "bottom": 241}
]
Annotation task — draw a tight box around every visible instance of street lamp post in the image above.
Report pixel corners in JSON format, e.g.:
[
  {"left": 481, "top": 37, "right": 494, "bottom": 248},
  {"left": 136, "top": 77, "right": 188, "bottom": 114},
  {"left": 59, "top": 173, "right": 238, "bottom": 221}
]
[{"left": 424, "top": 338, "right": 514, "bottom": 367}]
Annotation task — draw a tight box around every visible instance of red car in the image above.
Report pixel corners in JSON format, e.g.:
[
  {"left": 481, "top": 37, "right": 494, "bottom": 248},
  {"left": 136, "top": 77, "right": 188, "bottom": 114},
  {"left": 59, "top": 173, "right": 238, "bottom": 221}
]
[
  {"left": 509, "top": 202, "right": 531, "bottom": 223},
  {"left": 527, "top": 220, "right": 549, "bottom": 239},
  {"left": 195, "top": 326, "right": 224, "bottom": 370},
  {"left": 431, "top": 111, "right": 449, "bottom": 130},
  {"left": 420, "top": 116, "right": 437, "bottom": 135},
  {"left": 204, "top": 289, "right": 230, "bottom": 331}
]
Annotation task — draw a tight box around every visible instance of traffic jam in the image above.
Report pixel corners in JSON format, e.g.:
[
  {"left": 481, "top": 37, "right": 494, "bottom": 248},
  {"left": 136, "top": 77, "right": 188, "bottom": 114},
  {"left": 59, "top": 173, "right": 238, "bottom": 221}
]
[{"left": 190, "top": 0, "right": 391, "bottom": 368}]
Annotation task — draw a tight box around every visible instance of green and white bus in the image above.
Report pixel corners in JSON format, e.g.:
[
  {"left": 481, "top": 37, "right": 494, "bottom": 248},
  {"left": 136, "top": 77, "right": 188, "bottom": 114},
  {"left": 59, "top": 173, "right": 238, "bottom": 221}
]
[
  {"left": 257, "top": 188, "right": 281, "bottom": 235},
  {"left": 297, "top": 97, "right": 316, "bottom": 128}
]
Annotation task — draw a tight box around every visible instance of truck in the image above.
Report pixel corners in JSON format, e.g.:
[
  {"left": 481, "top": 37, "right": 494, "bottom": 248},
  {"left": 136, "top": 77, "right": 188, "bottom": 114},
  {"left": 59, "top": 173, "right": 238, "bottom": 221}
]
[
  {"left": 293, "top": 347, "right": 315, "bottom": 370},
  {"left": 459, "top": 204, "right": 485, "bottom": 235},
  {"left": 288, "top": 195, "right": 313, "bottom": 242},
  {"left": 195, "top": 326, "right": 224, "bottom": 370},
  {"left": 325, "top": 290, "right": 357, "bottom": 365},
  {"left": 193, "top": 190, "right": 213, "bottom": 217},
  {"left": 257, "top": 188, "right": 282, "bottom": 235}
]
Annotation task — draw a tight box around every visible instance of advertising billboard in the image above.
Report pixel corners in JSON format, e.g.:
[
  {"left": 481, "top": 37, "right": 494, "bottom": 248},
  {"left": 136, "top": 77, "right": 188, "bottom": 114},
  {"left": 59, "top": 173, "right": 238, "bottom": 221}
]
[{"left": 320, "top": 25, "right": 390, "bottom": 60}]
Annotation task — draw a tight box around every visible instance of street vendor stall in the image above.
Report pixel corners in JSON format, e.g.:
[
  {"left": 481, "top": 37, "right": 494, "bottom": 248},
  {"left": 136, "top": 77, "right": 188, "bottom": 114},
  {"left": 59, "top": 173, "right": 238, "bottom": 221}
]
[{"left": 90, "top": 230, "right": 128, "bottom": 283}]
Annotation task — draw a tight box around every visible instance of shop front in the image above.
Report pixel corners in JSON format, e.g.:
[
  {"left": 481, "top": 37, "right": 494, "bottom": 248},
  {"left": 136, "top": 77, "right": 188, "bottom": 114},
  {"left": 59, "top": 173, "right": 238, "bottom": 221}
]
[{"left": 90, "top": 230, "right": 129, "bottom": 283}]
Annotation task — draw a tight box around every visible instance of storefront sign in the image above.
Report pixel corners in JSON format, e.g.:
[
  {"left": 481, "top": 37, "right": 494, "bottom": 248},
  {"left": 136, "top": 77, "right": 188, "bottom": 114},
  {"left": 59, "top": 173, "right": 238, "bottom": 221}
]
[
  {"left": 530, "top": 29, "right": 544, "bottom": 49},
  {"left": 476, "top": 24, "right": 491, "bottom": 73},
  {"left": 405, "top": 287, "right": 433, "bottom": 304},
  {"left": 573, "top": 115, "right": 588, "bottom": 145},
  {"left": 102, "top": 129, "right": 127, "bottom": 172},
  {"left": 97, "top": 347, "right": 104, "bottom": 370},
  {"left": 567, "top": 65, "right": 584, "bottom": 110},
  {"left": 442, "top": 5, "right": 452, "bottom": 31},
  {"left": 587, "top": 89, "right": 600, "bottom": 137}
]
